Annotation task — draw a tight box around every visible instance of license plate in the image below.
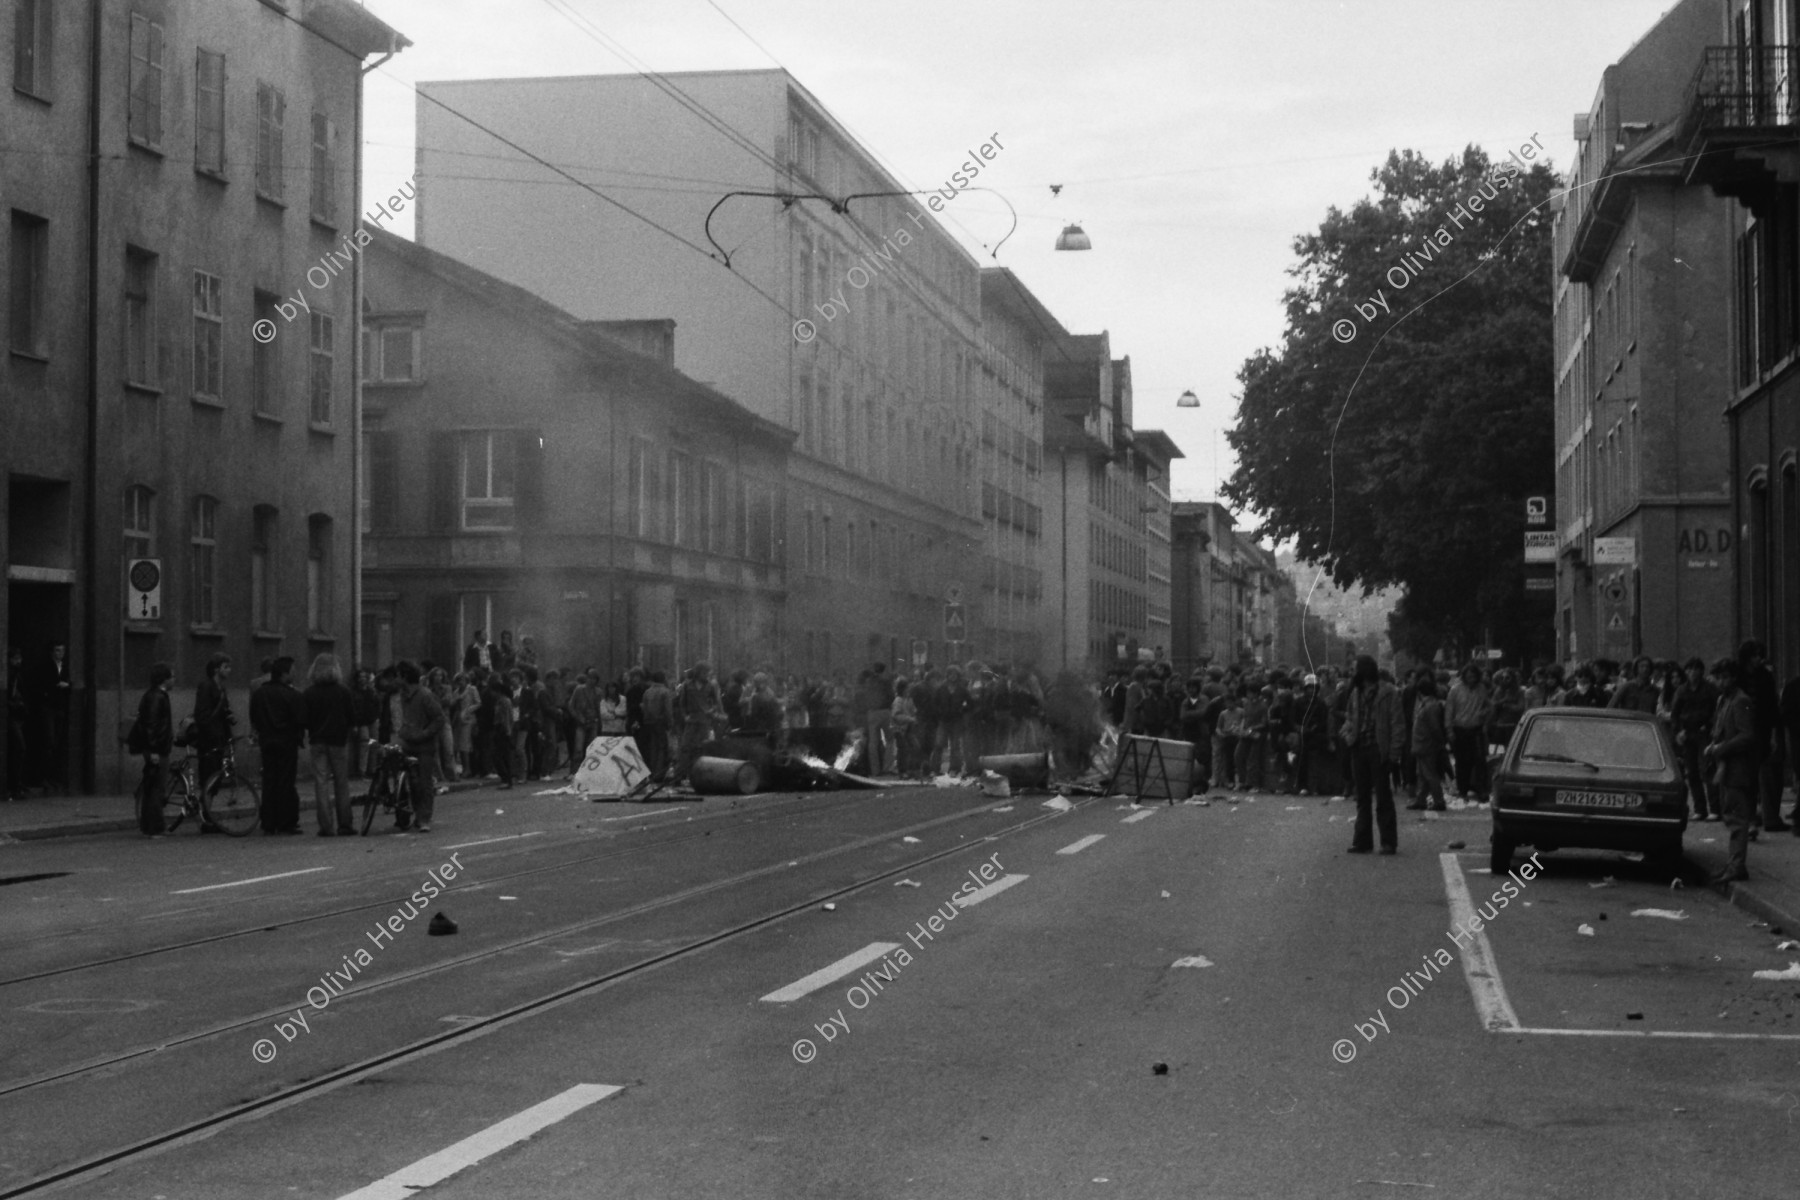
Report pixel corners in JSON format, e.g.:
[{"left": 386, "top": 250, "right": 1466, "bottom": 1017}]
[{"left": 1553, "top": 789, "right": 1643, "bottom": 809}]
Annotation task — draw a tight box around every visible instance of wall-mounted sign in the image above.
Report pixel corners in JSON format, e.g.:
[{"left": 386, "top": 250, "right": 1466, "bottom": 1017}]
[
  {"left": 1593, "top": 537, "right": 1636, "bottom": 565},
  {"left": 1523, "top": 532, "right": 1558, "bottom": 563},
  {"left": 1525, "top": 496, "right": 1548, "bottom": 526},
  {"left": 127, "top": 559, "right": 162, "bottom": 620},
  {"left": 1524, "top": 577, "right": 1555, "bottom": 591}
]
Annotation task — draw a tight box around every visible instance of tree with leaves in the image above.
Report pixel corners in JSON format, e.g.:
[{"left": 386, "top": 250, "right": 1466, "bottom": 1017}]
[{"left": 1224, "top": 147, "right": 1559, "bottom": 665}]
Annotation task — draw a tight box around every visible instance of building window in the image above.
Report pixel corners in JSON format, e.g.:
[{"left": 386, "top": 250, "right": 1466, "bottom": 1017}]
[
  {"left": 192, "top": 270, "right": 223, "bottom": 399},
  {"left": 13, "top": 0, "right": 52, "bottom": 99},
  {"left": 310, "top": 112, "right": 337, "bottom": 224},
  {"left": 251, "top": 505, "right": 277, "bottom": 632},
  {"left": 124, "top": 247, "right": 157, "bottom": 386},
  {"left": 307, "top": 514, "right": 331, "bottom": 633},
  {"left": 309, "top": 312, "right": 333, "bottom": 425},
  {"left": 191, "top": 495, "right": 218, "bottom": 627},
  {"left": 124, "top": 485, "right": 155, "bottom": 562},
  {"left": 128, "top": 12, "right": 163, "bottom": 150},
  {"left": 461, "top": 432, "right": 516, "bottom": 530},
  {"left": 363, "top": 428, "right": 397, "bottom": 534},
  {"left": 8, "top": 210, "right": 48, "bottom": 356},
  {"left": 195, "top": 49, "right": 225, "bottom": 174},
  {"left": 821, "top": 516, "right": 833, "bottom": 576},
  {"left": 255, "top": 82, "right": 285, "bottom": 200},
  {"left": 363, "top": 323, "right": 422, "bottom": 383},
  {"left": 253, "top": 290, "right": 279, "bottom": 415}
]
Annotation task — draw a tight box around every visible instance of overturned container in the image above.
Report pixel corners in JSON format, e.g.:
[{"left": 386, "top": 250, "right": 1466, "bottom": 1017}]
[
  {"left": 977, "top": 752, "right": 1050, "bottom": 789},
  {"left": 690, "top": 756, "right": 764, "bottom": 795}
]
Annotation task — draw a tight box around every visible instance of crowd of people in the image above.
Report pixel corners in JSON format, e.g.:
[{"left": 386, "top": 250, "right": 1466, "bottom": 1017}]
[{"left": 103, "top": 624, "right": 1800, "bottom": 856}]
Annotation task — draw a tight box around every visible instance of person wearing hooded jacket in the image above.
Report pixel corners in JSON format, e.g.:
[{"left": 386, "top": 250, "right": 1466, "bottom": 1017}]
[{"left": 1341, "top": 655, "right": 1405, "bottom": 854}]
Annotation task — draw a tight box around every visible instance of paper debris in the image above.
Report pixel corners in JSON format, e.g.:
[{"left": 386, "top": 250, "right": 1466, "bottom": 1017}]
[
  {"left": 1670, "top": 879, "right": 1685, "bottom": 890},
  {"left": 894, "top": 879, "right": 921, "bottom": 888},
  {"left": 902, "top": 836, "right": 921, "bottom": 843},
  {"left": 1777, "top": 941, "right": 1800, "bottom": 951},
  {"left": 1042, "top": 796, "right": 1074, "bottom": 812},
  {"left": 499, "top": 896, "right": 517, "bottom": 901},
  {"left": 1171, "top": 956, "right": 1214, "bottom": 968},
  {"left": 1285, "top": 805, "right": 1304, "bottom": 811},
  {"left": 821, "top": 903, "right": 836, "bottom": 912},
  {"left": 1160, "top": 890, "right": 1171, "bottom": 899},
  {"left": 1578, "top": 924, "right": 1596, "bottom": 936},
  {"left": 1590, "top": 880, "right": 1615, "bottom": 889},
  {"left": 992, "top": 805, "right": 1013, "bottom": 812},
  {"left": 1631, "top": 909, "right": 1689, "bottom": 920},
  {"left": 1752, "top": 962, "right": 1800, "bottom": 981}
]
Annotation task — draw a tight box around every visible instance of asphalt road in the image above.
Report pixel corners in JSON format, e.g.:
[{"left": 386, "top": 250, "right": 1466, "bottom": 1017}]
[{"left": 1, "top": 783, "right": 1797, "bottom": 1199}]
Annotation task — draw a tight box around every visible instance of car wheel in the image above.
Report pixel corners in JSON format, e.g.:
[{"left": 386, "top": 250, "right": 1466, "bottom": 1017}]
[
  {"left": 1490, "top": 833, "right": 1514, "bottom": 875},
  {"left": 1645, "top": 841, "right": 1684, "bottom": 872}
]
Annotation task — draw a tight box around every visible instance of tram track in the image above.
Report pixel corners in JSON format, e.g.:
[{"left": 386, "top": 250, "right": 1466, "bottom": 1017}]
[{"left": 0, "top": 790, "right": 1095, "bottom": 1197}]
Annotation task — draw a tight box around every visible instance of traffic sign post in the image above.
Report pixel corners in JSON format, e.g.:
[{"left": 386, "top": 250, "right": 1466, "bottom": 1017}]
[
  {"left": 127, "top": 558, "right": 162, "bottom": 620},
  {"left": 943, "top": 603, "right": 965, "bottom": 645}
]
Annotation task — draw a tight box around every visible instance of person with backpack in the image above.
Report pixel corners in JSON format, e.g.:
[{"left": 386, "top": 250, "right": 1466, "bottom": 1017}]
[{"left": 131, "top": 663, "right": 175, "bottom": 836}]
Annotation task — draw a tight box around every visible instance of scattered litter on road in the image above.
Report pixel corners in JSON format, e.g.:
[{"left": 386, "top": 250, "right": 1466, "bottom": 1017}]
[
  {"left": 1184, "top": 798, "right": 1210, "bottom": 807},
  {"left": 1171, "top": 956, "right": 1214, "bottom": 968},
  {"left": 1151, "top": 1062, "right": 1169, "bottom": 1075},
  {"left": 1042, "top": 796, "right": 1074, "bottom": 812},
  {"left": 1590, "top": 879, "right": 1615, "bottom": 889},
  {"left": 495, "top": 809, "right": 504, "bottom": 814},
  {"left": 1752, "top": 963, "right": 1800, "bottom": 981},
  {"left": 1160, "top": 890, "right": 1171, "bottom": 899},
  {"left": 1776, "top": 941, "right": 1799, "bottom": 951},
  {"left": 902, "top": 836, "right": 921, "bottom": 843},
  {"left": 1632, "top": 908, "right": 1689, "bottom": 920},
  {"left": 979, "top": 771, "right": 1013, "bottom": 798},
  {"left": 498, "top": 895, "right": 517, "bottom": 901},
  {"left": 1626, "top": 1012, "right": 1644, "bottom": 1020},
  {"left": 894, "top": 879, "right": 921, "bottom": 888},
  {"left": 992, "top": 805, "right": 1013, "bottom": 812},
  {"left": 821, "top": 903, "right": 836, "bottom": 912},
  {"left": 427, "top": 913, "right": 457, "bottom": 936},
  {"left": 1446, "top": 840, "right": 1466, "bottom": 850},
  {"left": 1598, "top": 913, "right": 1607, "bottom": 920},
  {"left": 1670, "top": 879, "right": 1685, "bottom": 890},
  {"left": 1285, "top": 805, "right": 1304, "bottom": 811},
  {"left": 1578, "top": 924, "right": 1596, "bottom": 936}
]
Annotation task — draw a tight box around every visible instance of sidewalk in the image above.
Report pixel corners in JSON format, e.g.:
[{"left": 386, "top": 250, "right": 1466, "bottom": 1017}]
[
  {"left": 0, "top": 776, "right": 495, "bottom": 843},
  {"left": 1683, "top": 815, "right": 1800, "bottom": 936}
]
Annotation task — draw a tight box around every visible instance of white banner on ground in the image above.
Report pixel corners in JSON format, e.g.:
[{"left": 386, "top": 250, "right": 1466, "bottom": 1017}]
[{"left": 572, "top": 736, "right": 651, "bottom": 798}]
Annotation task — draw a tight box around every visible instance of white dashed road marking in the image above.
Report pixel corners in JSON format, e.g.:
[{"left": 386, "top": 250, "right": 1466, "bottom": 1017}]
[
  {"left": 335, "top": 1083, "right": 621, "bottom": 1199},
  {"left": 171, "top": 867, "right": 331, "bottom": 894},
  {"left": 951, "top": 874, "right": 1029, "bottom": 908},
  {"left": 445, "top": 832, "right": 546, "bottom": 850},
  {"left": 1057, "top": 835, "right": 1106, "bottom": 855},
  {"left": 1121, "top": 810, "right": 1156, "bottom": 825},
  {"left": 761, "top": 942, "right": 905, "bottom": 1003}
]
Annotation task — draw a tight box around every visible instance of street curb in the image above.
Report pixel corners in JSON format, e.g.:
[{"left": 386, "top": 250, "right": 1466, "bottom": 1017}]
[
  {"left": 1712, "top": 879, "right": 1800, "bottom": 935},
  {"left": 0, "top": 779, "right": 494, "bottom": 844}
]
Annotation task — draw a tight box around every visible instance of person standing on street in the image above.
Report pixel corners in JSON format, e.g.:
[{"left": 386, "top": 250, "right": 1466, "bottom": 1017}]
[
  {"left": 639, "top": 670, "right": 674, "bottom": 780},
  {"left": 396, "top": 661, "right": 445, "bottom": 832},
  {"left": 1609, "top": 656, "right": 1659, "bottom": 714},
  {"left": 1705, "top": 657, "right": 1758, "bottom": 882},
  {"left": 463, "top": 629, "right": 492, "bottom": 674},
  {"left": 866, "top": 662, "right": 896, "bottom": 776},
  {"left": 486, "top": 675, "right": 516, "bottom": 790},
  {"left": 250, "top": 657, "right": 305, "bottom": 834},
  {"left": 1738, "top": 640, "right": 1788, "bottom": 833},
  {"left": 302, "top": 653, "right": 359, "bottom": 836},
  {"left": 5, "top": 647, "right": 30, "bottom": 798},
  {"left": 1406, "top": 676, "right": 1448, "bottom": 812},
  {"left": 131, "top": 663, "right": 175, "bottom": 835},
  {"left": 1290, "top": 674, "right": 1331, "bottom": 796},
  {"left": 1342, "top": 654, "right": 1404, "bottom": 854},
  {"left": 32, "top": 643, "right": 73, "bottom": 792},
  {"left": 1445, "top": 664, "right": 1494, "bottom": 801},
  {"left": 191, "top": 654, "right": 235, "bottom": 834},
  {"left": 1671, "top": 657, "right": 1720, "bottom": 821},
  {"left": 1781, "top": 668, "right": 1800, "bottom": 835}
]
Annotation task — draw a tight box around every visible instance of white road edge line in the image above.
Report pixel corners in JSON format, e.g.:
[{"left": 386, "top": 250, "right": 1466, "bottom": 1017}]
[
  {"left": 599, "top": 808, "right": 685, "bottom": 822},
  {"left": 1437, "top": 852, "right": 1521, "bottom": 1032},
  {"left": 1510, "top": 1027, "right": 1800, "bottom": 1041},
  {"left": 445, "top": 832, "right": 546, "bottom": 850},
  {"left": 1057, "top": 834, "right": 1106, "bottom": 855},
  {"left": 761, "top": 942, "right": 904, "bottom": 1003},
  {"left": 1121, "top": 810, "right": 1156, "bottom": 825},
  {"left": 952, "top": 873, "right": 1029, "bottom": 908},
  {"left": 335, "top": 1083, "right": 621, "bottom": 1200},
  {"left": 171, "top": 866, "right": 332, "bottom": 895}
]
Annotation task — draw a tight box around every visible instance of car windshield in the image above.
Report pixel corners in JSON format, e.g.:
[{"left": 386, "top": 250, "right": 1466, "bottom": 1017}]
[{"left": 1520, "top": 716, "right": 1666, "bottom": 771}]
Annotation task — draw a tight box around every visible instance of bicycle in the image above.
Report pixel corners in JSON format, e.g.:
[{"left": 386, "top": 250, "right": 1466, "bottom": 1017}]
[
  {"left": 356, "top": 743, "right": 418, "bottom": 835},
  {"left": 157, "top": 736, "right": 262, "bottom": 836}
]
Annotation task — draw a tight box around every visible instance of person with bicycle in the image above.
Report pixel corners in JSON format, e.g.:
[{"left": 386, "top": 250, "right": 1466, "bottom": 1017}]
[
  {"left": 190, "top": 653, "right": 234, "bottom": 834},
  {"left": 304, "top": 653, "right": 359, "bottom": 836},
  {"left": 132, "top": 663, "right": 175, "bottom": 836},
  {"left": 251, "top": 656, "right": 306, "bottom": 835},
  {"left": 397, "top": 661, "right": 446, "bottom": 833}
]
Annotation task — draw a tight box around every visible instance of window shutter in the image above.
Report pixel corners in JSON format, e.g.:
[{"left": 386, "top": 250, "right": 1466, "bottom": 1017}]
[
  {"left": 515, "top": 430, "right": 544, "bottom": 527},
  {"left": 429, "top": 431, "right": 458, "bottom": 532},
  {"left": 427, "top": 594, "right": 458, "bottom": 670},
  {"left": 367, "top": 431, "right": 399, "bottom": 533}
]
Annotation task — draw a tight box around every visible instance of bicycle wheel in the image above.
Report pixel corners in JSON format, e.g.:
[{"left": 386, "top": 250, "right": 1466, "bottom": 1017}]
[
  {"left": 161, "top": 774, "right": 191, "bottom": 834},
  {"left": 202, "top": 770, "right": 262, "bottom": 836},
  {"left": 392, "top": 774, "right": 414, "bottom": 831},
  {"left": 356, "top": 777, "right": 385, "bottom": 835}
]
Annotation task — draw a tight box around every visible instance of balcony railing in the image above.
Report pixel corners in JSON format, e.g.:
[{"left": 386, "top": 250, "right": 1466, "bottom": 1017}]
[{"left": 1685, "top": 44, "right": 1800, "bottom": 132}]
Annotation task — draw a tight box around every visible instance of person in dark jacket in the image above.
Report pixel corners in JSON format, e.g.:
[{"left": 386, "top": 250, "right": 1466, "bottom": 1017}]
[
  {"left": 250, "top": 656, "right": 306, "bottom": 834},
  {"left": 134, "top": 663, "right": 175, "bottom": 835},
  {"left": 1342, "top": 654, "right": 1405, "bottom": 854},
  {"left": 1705, "top": 657, "right": 1759, "bottom": 882},
  {"left": 397, "top": 660, "right": 446, "bottom": 831},
  {"left": 1406, "top": 676, "right": 1448, "bottom": 812},
  {"left": 1670, "top": 657, "right": 1720, "bottom": 821},
  {"left": 1738, "top": 639, "right": 1787, "bottom": 832},
  {"left": 303, "top": 653, "right": 359, "bottom": 836},
  {"left": 190, "top": 653, "right": 235, "bottom": 833},
  {"left": 349, "top": 667, "right": 381, "bottom": 779},
  {"left": 1290, "top": 674, "right": 1332, "bottom": 796}
]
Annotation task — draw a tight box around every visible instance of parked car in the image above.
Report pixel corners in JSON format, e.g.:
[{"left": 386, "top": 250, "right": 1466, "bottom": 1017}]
[{"left": 1489, "top": 707, "right": 1686, "bottom": 875}]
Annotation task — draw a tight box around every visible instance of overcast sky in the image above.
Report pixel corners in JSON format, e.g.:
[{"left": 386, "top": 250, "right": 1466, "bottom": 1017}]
[{"left": 357, "top": 0, "right": 1685, "bottom": 507}]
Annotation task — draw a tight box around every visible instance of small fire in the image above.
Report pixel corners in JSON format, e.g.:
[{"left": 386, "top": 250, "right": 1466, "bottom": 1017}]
[
  {"left": 799, "top": 754, "right": 831, "bottom": 771},
  {"left": 833, "top": 732, "right": 864, "bottom": 772}
]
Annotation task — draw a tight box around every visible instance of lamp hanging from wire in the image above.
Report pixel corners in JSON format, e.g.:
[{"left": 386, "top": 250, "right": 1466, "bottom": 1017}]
[
  {"left": 1176, "top": 390, "right": 1199, "bottom": 408},
  {"left": 1055, "top": 223, "right": 1091, "bottom": 251}
]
